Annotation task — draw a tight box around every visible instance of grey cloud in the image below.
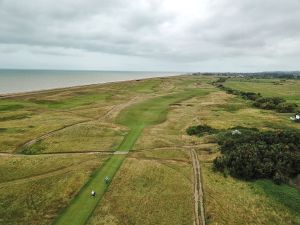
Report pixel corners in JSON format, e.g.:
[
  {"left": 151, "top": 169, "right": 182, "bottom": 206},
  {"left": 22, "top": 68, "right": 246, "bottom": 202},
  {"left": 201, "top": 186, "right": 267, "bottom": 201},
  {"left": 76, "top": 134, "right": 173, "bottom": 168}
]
[{"left": 0, "top": 0, "right": 300, "bottom": 71}]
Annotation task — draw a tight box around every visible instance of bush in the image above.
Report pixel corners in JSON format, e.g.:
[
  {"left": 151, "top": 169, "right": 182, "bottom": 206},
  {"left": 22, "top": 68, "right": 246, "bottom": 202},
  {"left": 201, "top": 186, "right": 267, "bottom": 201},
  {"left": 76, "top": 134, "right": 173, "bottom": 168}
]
[
  {"left": 276, "top": 102, "right": 298, "bottom": 113},
  {"left": 213, "top": 81, "right": 299, "bottom": 113},
  {"left": 217, "top": 77, "right": 227, "bottom": 83},
  {"left": 252, "top": 97, "right": 298, "bottom": 112},
  {"left": 20, "top": 140, "right": 45, "bottom": 155},
  {"left": 186, "top": 125, "right": 217, "bottom": 136},
  {"left": 240, "top": 92, "right": 261, "bottom": 101},
  {"left": 213, "top": 129, "right": 300, "bottom": 183}
]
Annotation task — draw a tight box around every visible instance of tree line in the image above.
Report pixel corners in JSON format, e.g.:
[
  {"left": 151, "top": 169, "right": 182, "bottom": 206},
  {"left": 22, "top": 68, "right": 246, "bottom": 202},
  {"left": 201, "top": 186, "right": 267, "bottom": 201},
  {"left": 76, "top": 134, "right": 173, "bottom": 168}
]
[{"left": 213, "top": 78, "right": 298, "bottom": 113}]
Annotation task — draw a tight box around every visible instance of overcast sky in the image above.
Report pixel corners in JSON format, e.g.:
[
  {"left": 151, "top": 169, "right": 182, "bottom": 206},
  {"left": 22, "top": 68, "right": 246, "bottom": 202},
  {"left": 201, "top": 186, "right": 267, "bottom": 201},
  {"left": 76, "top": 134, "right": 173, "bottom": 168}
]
[{"left": 0, "top": 0, "right": 300, "bottom": 72}]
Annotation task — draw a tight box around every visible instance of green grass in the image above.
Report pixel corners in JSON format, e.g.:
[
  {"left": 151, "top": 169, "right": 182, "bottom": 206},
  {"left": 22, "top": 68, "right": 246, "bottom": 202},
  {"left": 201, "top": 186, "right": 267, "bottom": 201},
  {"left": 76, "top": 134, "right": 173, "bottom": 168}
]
[
  {"left": 0, "top": 127, "right": 25, "bottom": 134},
  {"left": 1, "top": 75, "right": 299, "bottom": 225},
  {"left": 255, "top": 180, "right": 300, "bottom": 223},
  {"left": 0, "top": 113, "right": 31, "bottom": 122},
  {"left": 0, "top": 154, "right": 108, "bottom": 225},
  {"left": 87, "top": 158, "right": 193, "bottom": 225},
  {"left": 124, "top": 79, "right": 162, "bottom": 93},
  {"left": 0, "top": 102, "right": 25, "bottom": 111},
  {"left": 202, "top": 163, "right": 300, "bottom": 225},
  {"left": 20, "top": 140, "right": 45, "bottom": 155},
  {"left": 31, "top": 93, "right": 111, "bottom": 109},
  {"left": 53, "top": 155, "right": 126, "bottom": 225},
  {"left": 31, "top": 122, "right": 125, "bottom": 153},
  {"left": 224, "top": 78, "right": 300, "bottom": 105},
  {"left": 117, "top": 89, "right": 208, "bottom": 127},
  {"left": 54, "top": 89, "right": 206, "bottom": 225}
]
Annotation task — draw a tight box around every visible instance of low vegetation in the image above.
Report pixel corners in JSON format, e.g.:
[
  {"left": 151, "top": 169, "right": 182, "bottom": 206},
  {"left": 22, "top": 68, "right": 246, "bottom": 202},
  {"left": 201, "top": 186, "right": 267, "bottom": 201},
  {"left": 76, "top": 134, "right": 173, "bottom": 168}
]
[
  {"left": 186, "top": 124, "right": 218, "bottom": 136},
  {"left": 186, "top": 123, "right": 300, "bottom": 184},
  {"left": 213, "top": 127, "right": 300, "bottom": 183},
  {"left": 87, "top": 157, "right": 193, "bottom": 225},
  {"left": 54, "top": 88, "right": 207, "bottom": 225},
  {"left": 0, "top": 154, "right": 108, "bottom": 225},
  {"left": 1, "top": 74, "right": 299, "bottom": 225},
  {"left": 216, "top": 84, "right": 298, "bottom": 113},
  {"left": 202, "top": 163, "right": 300, "bottom": 225}
]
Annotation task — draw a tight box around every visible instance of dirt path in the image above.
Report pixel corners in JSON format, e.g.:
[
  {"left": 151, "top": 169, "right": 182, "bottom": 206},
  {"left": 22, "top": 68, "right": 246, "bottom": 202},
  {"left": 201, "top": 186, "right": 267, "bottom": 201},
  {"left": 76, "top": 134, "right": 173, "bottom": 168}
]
[
  {"left": 0, "top": 158, "right": 99, "bottom": 188},
  {"left": 19, "top": 97, "right": 142, "bottom": 151},
  {"left": 0, "top": 151, "right": 130, "bottom": 157},
  {"left": 135, "top": 144, "right": 213, "bottom": 151},
  {"left": 190, "top": 149, "right": 206, "bottom": 225},
  {"left": 20, "top": 119, "right": 92, "bottom": 148}
]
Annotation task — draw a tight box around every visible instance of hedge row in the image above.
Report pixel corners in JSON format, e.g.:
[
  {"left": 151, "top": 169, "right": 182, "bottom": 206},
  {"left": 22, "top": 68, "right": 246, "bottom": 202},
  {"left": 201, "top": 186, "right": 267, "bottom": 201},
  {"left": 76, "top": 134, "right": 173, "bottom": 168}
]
[{"left": 215, "top": 83, "right": 298, "bottom": 113}]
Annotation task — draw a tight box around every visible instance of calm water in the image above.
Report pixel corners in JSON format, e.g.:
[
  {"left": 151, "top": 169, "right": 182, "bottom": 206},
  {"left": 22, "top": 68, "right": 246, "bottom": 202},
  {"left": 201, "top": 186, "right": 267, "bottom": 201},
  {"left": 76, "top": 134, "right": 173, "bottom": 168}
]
[{"left": 0, "top": 69, "right": 183, "bottom": 94}]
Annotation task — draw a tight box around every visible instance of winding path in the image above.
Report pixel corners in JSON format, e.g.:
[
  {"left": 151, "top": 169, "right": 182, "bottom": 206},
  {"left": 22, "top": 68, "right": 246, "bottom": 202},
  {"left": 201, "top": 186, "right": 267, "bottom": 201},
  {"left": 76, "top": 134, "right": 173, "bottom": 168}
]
[{"left": 19, "top": 97, "right": 141, "bottom": 151}]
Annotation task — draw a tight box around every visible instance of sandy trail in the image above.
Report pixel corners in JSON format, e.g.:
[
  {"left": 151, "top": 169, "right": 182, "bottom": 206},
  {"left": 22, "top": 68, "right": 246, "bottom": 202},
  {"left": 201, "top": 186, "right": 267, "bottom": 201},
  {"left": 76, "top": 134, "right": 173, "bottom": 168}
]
[
  {"left": 0, "top": 158, "right": 98, "bottom": 188},
  {"left": 18, "top": 96, "right": 141, "bottom": 151},
  {"left": 190, "top": 149, "right": 206, "bottom": 225},
  {"left": 0, "top": 151, "right": 130, "bottom": 157}
]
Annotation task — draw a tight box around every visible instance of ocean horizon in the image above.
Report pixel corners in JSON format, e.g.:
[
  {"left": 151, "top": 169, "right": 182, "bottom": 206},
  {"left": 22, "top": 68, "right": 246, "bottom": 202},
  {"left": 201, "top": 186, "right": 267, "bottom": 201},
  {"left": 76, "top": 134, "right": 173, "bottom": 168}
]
[{"left": 0, "top": 69, "right": 184, "bottom": 95}]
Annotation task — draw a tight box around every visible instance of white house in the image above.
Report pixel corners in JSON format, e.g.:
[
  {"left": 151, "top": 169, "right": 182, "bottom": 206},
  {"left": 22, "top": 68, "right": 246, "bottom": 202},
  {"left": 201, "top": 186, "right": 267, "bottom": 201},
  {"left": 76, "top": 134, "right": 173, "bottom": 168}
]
[
  {"left": 290, "top": 114, "right": 300, "bottom": 121},
  {"left": 231, "top": 129, "right": 242, "bottom": 135}
]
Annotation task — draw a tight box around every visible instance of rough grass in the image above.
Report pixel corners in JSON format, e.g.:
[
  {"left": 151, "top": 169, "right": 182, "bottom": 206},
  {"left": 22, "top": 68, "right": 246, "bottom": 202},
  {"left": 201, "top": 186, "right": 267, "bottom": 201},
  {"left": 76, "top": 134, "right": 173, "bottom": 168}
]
[
  {"left": 0, "top": 112, "right": 87, "bottom": 153},
  {"left": 0, "top": 154, "right": 106, "bottom": 183},
  {"left": 202, "top": 163, "right": 300, "bottom": 225},
  {"left": 0, "top": 101, "right": 25, "bottom": 111},
  {"left": 87, "top": 157, "right": 193, "bottom": 225},
  {"left": 0, "top": 77, "right": 187, "bottom": 153},
  {"left": 0, "top": 76, "right": 208, "bottom": 225},
  {"left": 117, "top": 89, "right": 209, "bottom": 127},
  {"left": 53, "top": 155, "right": 126, "bottom": 225},
  {"left": 224, "top": 78, "right": 300, "bottom": 105},
  {"left": 132, "top": 148, "right": 191, "bottom": 162},
  {"left": 1, "top": 75, "right": 299, "bottom": 225},
  {"left": 0, "top": 154, "right": 108, "bottom": 225},
  {"left": 31, "top": 122, "right": 126, "bottom": 153},
  {"left": 30, "top": 92, "right": 111, "bottom": 109},
  {"left": 188, "top": 91, "right": 299, "bottom": 131},
  {"left": 54, "top": 89, "right": 206, "bottom": 225},
  {"left": 123, "top": 79, "right": 162, "bottom": 93}
]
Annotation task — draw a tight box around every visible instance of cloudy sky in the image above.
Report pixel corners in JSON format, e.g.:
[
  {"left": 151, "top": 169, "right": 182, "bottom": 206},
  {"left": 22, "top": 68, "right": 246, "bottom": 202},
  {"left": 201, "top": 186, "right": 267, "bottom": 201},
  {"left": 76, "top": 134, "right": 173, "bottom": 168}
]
[{"left": 0, "top": 0, "right": 300, "bottom": 72}]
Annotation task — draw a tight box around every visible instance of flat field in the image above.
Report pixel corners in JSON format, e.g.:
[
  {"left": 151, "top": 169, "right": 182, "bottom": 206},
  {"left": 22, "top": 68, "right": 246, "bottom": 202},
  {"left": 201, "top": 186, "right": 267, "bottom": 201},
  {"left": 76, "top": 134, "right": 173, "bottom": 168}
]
[
  {"left": 224, "top": 78, "right": 300, "bottom": 105},
  {"left": 0, "top": 75, "right": 299, "bottom": 225}
]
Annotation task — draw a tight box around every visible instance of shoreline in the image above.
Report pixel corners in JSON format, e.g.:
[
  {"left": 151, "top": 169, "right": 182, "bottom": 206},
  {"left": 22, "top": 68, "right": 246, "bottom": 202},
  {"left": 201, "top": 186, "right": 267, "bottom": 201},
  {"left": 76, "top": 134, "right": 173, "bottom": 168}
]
[{"left": 0, "top": 73, "right": 185, "bottom": 99}]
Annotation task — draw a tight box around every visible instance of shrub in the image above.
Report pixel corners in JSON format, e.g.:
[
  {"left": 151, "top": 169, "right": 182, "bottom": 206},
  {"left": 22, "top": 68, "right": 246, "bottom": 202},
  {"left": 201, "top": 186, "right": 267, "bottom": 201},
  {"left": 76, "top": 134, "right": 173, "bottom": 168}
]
[
  {"left": 240, "top": 92, "right": 261, "bottom": 101},
  {"left": 186, "top": 125, "right": 217, "bottom": 136},
  {"left": 20, "top": 140, "right": 45, "bottom": 155},
  {"left": 252, "top": 97, "right": 297, "bottom": 112},
  {"left": 216, "top": 77, "right": 227, "bottom": 83},
  {"left": 213, "top": 129, "right": 300, "bottom": 184},
  {"left": 213, "top": 81, "right": 299, "bottom": 113},
  {"left": 276, "top": 102, "right": 298, "bottom": 113}
]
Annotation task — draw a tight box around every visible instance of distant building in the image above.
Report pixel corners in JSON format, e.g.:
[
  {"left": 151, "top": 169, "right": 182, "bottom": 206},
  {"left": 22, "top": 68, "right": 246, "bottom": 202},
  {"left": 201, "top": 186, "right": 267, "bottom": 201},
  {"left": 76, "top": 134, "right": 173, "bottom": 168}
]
[
  {"left": 231, "top": 129, "right": 242, "bottom": 135},
  {"left": 290, "top": 114, "right": 300, "bottom": 122}
]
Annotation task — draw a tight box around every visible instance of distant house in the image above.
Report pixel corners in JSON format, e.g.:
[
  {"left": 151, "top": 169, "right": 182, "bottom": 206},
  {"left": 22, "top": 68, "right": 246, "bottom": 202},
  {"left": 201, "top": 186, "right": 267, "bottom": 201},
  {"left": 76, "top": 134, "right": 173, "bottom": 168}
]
[
  {"left": 290, "top": 114, "right": 300, "bottom": 122},
  {"left": 231, "top": 129, "right": 242, "bottom": 135}
]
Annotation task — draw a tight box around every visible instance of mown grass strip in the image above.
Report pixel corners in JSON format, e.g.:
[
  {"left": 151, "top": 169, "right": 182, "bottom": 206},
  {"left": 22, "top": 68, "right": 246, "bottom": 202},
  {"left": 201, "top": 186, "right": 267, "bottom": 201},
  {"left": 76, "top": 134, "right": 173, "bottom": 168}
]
[
  {"left": 53, "top": 155, "right": 125, "bottom": 225},
  {"left": 53, "top": 89, "right": 207, "bottom": 225}
]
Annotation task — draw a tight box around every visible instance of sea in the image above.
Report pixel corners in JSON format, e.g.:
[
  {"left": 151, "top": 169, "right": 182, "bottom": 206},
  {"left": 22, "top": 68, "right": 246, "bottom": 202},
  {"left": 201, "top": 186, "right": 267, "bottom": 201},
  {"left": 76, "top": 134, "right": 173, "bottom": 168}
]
[{"left": 0, "top": 69, "right": 183, "bottom": 94}]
